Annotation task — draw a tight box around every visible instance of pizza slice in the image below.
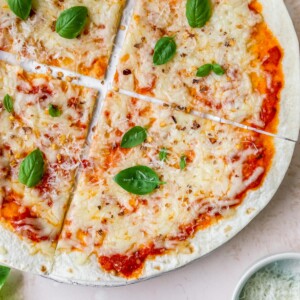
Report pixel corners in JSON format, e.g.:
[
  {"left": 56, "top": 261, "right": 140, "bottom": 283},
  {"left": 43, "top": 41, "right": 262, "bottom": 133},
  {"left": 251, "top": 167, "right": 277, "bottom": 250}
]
[
  {"left": 0, "top": 61, "right": 97, "bottom": 274},
  {"left": 52, "top": 91, "right": 292, "bottom": 285},
  {"left": 0, "top": 0, "right": 125, "bottom": 79},
  {"left": 115, "top": 0, "right": 300, "bottom": 140}
]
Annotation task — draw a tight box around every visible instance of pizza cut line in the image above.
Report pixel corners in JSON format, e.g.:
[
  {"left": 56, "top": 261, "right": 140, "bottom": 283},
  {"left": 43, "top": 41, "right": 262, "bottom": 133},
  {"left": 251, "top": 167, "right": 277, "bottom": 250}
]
[
  {"left": 0, "top": 0, "right": 125, "bottom": 79},
  {"left": 114, "top": 0, "right": 298, "bottom": 140},
  {"left": 0, "top": 61, "right": 97, "bottom": 274}
]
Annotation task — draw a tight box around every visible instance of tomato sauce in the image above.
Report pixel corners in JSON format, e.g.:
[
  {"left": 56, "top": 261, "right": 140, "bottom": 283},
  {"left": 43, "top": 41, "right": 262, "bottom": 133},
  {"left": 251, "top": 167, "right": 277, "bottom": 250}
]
[
  {"left": 248, "top": 0, "right": 262, "bottom": 13},
  {"left": 81, "top": 159, "right": 91, "bottom": 169},
  {"left": 134, "top": 76, "right": 157, "bottom": 96},
  {"left": 79, "top": 56, "right": 108, "bottom": 79},
  {"left": 102, "top": 143, "right": 130, "bottom": 170},
  {"left": 1, "top": 191, "right": 53, "bottom": 242},
  {"left": 16, "top": 72, "right": 53, "bottom": 97},
  {"left": 237, "top": 133, "right": 274, "bottom": 201},
  {"left": 99, "top": 245, "right": 165, "bottom": 278},
  {"left": 249, "top": 10, "right": 284, "bottom": 132},
  {"left": 34, "top": 172, "right": 53, "bottom": 195},
  {"left": 170, "top": 213, "right": 214, "bottom": 242},
  {"left": 98, "top": 214, "right": 216, "bottom": 278}
]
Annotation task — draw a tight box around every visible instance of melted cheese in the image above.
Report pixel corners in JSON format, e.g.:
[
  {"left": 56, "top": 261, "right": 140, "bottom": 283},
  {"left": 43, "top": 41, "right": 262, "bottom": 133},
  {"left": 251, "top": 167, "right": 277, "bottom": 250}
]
[
  {"left": 115, "top": 0, "right": 282, "bottom": 129},
  {"left": 0, "top": 0, "right": 125, "bottom": 79},
  {"left": 0, "top": 61, "right": 97, "bottom": 256},
  {"left": 55, "top": 92, "right": 274, "bottom": 278}
]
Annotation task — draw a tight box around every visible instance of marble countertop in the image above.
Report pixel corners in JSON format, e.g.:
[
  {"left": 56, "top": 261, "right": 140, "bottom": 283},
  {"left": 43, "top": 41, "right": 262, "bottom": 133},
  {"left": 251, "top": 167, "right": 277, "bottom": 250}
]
[{"left": 1, "top": 1, "right": 299, "bottom": 299}]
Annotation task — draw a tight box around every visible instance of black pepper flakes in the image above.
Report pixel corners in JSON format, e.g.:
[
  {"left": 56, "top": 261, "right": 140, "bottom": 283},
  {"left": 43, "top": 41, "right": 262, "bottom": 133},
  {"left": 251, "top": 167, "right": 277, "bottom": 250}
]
[
  {"left": 176, "top": 105, "right": 186, "bottom": 111},
  {"left": 191, "top": 120, "right": 201, "bottom": 130},
  {"left": 134, "top": 43, "right": 143, "bottom": 49},
  {"left": 123, "top": 69, "right": 132, "bottom": 75}
]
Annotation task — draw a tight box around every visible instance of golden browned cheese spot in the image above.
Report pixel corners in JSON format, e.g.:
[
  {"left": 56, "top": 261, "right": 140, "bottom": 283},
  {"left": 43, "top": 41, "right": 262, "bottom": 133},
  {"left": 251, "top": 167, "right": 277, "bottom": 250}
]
[{"left": 40, "top": 265, "right": 47, "bottom": 273}]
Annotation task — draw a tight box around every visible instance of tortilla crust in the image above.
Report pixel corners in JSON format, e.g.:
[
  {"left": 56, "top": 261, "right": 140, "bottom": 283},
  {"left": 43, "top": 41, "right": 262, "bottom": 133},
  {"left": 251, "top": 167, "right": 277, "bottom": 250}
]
[{"left": 0, "top": 224, "right": 53, "bottom": 275}]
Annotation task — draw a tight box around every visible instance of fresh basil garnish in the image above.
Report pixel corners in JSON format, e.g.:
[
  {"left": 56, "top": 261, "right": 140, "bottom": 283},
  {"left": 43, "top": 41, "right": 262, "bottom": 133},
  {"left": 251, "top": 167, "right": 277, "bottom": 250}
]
[
  {"left": 3, "top": 94, "right": 14, "bottom": 113},
  {"left": 55, "top": 6, "right": 88, "bottom": 39},
  {"left": 19, "top": 149, "right": 45, "bottom": 188},
  {"left": 114, "top": 166, "right": 165, "bottom": 195},
  {"left": 0, "top": 266, "right": 10, "bottom": 289},
  {"left": 121, "top": 126, "right": 147, "bottom": 149},
  {"left": 186, "top": 0, "right": 212, "bottom": 28},
  {"left": 212, "top": 63, "right": 225, "bottom": 75},
  {"left": 196, "top": 64, "right": 212, "bottom": 77},
  {"left": 48, "top": 104, "right": 62, "bottom": 117},
  {"left": 7, "top": 0, "right": 32, "bottom": 20},
  {"left": 159, "top": 148, "right": 168, "bottom": 162},
  {"left": 153, "top": 37, "right": 177, "bottom": 66},
  {"left": 180, "top": 155, "right": 187, "bottom": 170},
  {"left": 196, "top": 63, "right": 225, "bottom": 77}
]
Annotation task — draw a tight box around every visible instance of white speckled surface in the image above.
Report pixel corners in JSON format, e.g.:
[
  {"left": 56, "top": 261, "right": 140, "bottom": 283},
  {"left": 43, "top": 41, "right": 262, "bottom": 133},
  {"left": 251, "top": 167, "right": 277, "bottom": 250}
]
[{"left": 0, "top": 0, "right": 299, "bottom": 299}]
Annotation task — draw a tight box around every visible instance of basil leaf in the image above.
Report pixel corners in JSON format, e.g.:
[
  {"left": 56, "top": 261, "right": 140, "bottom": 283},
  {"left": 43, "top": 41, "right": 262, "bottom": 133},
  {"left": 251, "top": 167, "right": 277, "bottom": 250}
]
[
  {"left": 114, "top": 166, "right": 165, "bottom": 195},
  {"left": 212, "top": 63, "right": 225, "bottom": 75},
  {"left": 186, "top": 0, "right": 212, "bottom": 28},
  {"left": 153, "top": 37, "right": 177, "bottom": 66},
  {"left": 0, "top": 266, "right": 10, "bottom": 289},
  {"left": 121, "top": 126, "right": 147, "bottom": 149},
  {"left": 196, "top": 64, "right": 212, "bottom": 77},
  {"left": 55, "top": 6, "right": 88, "bottom": 39},
  {"left": 48, "top": 104, "right": 62, "bottom": 117},
  {"left": 180, "top": 155, "right": 187, "bottom": 170},
  {"left": 7, "top": 0, "right": 32, "bottom": 20},
  {"left": 159, "top": 148, "right": 168, "bottom": 162},
  {"left": 3, "top": 94, "right": 14, "bottom": 113},
  {"left": 19, "top": 149, "right": 45, "bottom": 188}
]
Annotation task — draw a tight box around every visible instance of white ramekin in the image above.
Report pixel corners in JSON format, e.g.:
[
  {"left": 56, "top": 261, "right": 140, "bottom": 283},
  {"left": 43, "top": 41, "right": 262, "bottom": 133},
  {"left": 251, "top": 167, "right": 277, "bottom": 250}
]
[{"left": 232, "top": 252, "right": 300, "bottom": 300}]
